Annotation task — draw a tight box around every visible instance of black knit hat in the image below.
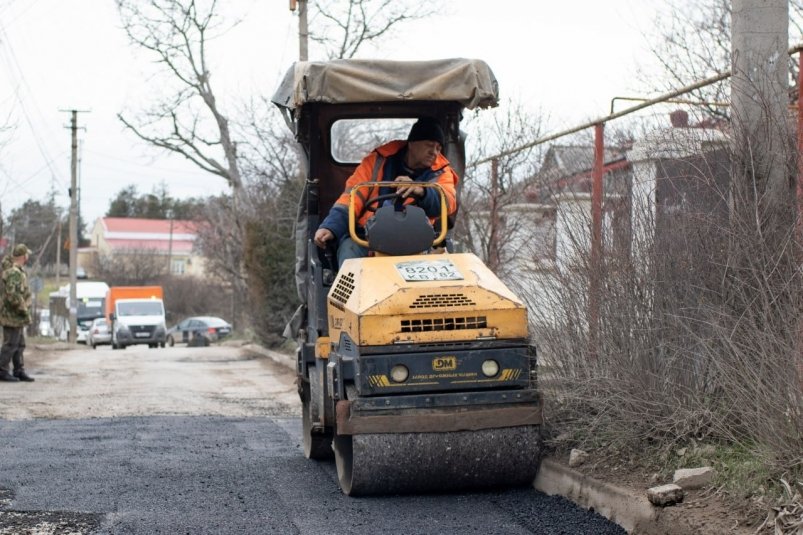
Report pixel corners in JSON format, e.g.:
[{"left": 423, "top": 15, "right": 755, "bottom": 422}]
[{"left": 407, "top": 117, "right": 445, "bottom": 147}]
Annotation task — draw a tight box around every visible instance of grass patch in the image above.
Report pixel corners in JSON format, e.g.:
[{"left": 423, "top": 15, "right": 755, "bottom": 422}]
[{"left": 661, "top": 441, "right": 787, "bottom": 501}]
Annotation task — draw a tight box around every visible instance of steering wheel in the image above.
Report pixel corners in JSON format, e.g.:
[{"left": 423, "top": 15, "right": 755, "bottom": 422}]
[{"left": 364, "top": 192, "right": 417, "bottom": 213}]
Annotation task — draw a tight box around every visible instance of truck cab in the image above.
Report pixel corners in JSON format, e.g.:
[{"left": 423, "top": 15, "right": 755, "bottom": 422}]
[{"left": 106, "top": 286, "right": 167, "bottom": 349}]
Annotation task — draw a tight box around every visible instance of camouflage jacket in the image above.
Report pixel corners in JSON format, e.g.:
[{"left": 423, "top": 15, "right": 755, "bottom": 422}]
[{"left": 0, "top": 262, "right": 32, "bottom": 327}]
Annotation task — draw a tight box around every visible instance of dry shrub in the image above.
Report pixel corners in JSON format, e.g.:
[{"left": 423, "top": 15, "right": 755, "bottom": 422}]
[
  {"left": 160, "top": 275, "right": 232, "bottom": 326},
  {"left": 518, "top": 138, "right": 803, "bottom": 483}
]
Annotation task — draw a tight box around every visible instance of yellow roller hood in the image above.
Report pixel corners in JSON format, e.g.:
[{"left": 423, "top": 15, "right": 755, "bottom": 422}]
[{"left": 328, "top": 253, "right": 528, "bottom": 346}]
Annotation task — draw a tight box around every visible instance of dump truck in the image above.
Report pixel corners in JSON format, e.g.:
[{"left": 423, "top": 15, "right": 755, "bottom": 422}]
[
  {"left": 273, "top": 58, "right": 542, "bottom": 495},
  {"left": 105, "top": 286, "right": 167, "bottom": 349}
]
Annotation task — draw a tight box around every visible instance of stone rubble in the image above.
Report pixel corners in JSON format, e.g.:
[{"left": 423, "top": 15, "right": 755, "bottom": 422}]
[
  {"left": 568, "top": 448, "right": 589, "bottom": 467},
  {"left": 673, "top": 467, "right": 715, "bottom": 490},
  {"left": 647, "top": 483, "right": 685, "bottom": 506}
]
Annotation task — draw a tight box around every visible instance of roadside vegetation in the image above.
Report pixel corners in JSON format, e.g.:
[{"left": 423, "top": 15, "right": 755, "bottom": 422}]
[{"left": 511, "top": 104, "right": 801, "bottom": 533}]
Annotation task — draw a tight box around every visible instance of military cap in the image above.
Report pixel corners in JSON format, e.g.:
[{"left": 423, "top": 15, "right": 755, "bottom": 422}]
[{"left": 12, "top": 244, "right": 30, "bottom": 257}]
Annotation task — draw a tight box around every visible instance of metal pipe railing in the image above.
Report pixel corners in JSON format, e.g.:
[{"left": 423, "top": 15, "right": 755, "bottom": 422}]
[{"left": 470, "top": 43, "right": 803, "bottom": 169}]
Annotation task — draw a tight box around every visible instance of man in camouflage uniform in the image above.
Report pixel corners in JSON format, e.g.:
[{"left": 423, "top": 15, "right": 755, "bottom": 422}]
[{"left": 0, "top": 244, "right": 34, "bottom": 382}]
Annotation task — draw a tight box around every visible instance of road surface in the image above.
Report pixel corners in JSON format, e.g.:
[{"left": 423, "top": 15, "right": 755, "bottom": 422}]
[{"left": 0, "top": 343, "right": 624, "bottom": 534}]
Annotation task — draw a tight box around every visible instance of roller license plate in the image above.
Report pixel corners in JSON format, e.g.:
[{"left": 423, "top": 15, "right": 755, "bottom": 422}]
[{"left": 395, "top": 259, "right": 464, "bottom": 281}]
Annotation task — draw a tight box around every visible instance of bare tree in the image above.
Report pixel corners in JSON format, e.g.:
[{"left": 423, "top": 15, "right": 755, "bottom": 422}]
[
  {"left": 116, "top": 0, "right": 244, "bottom": 207},
  {"left": 308, "top": 0, "right": 439, "bottom": 60},
  {"left": 161, "top": 274, "right": 231, "bottom": 323},
  {"left": 458, "top": 99, "right": 545, "bottom": 277},
  {"left": 116, "top": 0, "right": 252, "bottom": 327},
  {"left": 238, "top": 104, "right": 302, "bottom": 193},
  {"left": 91, "top": 249, "right": 167, "bottom": 286}
]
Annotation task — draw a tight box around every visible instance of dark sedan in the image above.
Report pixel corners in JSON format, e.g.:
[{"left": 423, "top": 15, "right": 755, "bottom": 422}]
[{"left": 166, "top": 316, "right": 232, "bottom": 347}]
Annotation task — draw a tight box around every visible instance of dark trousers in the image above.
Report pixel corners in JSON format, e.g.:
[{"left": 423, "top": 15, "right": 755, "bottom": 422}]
[{"left": 0, "top": 326, "right": 26, "bottom": 373}]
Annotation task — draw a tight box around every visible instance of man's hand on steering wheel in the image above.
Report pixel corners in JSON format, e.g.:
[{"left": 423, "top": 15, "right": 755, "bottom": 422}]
[
  {"left": 394, "top": 175, "right": 424, "bottom": 199},
  {"left": 314, "top": 228, "right": 334, "bottom": 248}
]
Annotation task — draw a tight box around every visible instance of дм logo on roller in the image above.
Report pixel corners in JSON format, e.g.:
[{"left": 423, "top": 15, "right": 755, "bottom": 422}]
[{"left": 432, "top": 356, "right": 457, "bottom": 371}]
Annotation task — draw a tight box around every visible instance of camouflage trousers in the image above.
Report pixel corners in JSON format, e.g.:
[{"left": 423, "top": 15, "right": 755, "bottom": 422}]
[{"left": 0, "top": 326, "right": 26, "bottom": 373}]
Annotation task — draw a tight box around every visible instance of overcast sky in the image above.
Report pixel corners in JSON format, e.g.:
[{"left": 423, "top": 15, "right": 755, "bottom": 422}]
[{"left": 0, "top": 0, "right": 665, "bottom": 227}]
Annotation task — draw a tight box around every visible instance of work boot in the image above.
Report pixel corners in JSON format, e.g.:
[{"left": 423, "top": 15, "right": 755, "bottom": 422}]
[
  {"left": 13, "top": 371, "right": 34, "bottom": 382},
  {"left": 0, "top": 371, "right": 19, "bottom": 382}
]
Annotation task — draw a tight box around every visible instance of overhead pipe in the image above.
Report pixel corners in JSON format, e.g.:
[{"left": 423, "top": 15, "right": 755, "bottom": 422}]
[{"left": 471, "top": 43, "right": 803, "bottom": 169}]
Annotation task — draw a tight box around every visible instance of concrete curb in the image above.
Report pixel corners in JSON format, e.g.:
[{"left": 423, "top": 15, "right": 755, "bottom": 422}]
[
  {"left": 534, "top": 458, "right": 657, "bottom": 534},
  {"left": 241, "top": 344, "right": 296, "bottom": 372}
]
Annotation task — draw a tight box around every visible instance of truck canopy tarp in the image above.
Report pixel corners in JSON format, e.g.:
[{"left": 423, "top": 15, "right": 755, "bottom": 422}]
[{"left": 272, "top": 58, "right": 499, "bottom": 111}]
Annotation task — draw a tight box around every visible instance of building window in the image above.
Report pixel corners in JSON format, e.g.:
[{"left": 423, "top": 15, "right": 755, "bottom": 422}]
[{"left": 171, "top": 260, "right": 185, "bottom": 275}]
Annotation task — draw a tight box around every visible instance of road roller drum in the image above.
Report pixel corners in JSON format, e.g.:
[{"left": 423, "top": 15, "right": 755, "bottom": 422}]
[{"left": 334, "top": 426, "right": 542, "bottom": 496}]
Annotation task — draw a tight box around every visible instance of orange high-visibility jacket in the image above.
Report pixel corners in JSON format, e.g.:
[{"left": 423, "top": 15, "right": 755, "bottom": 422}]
[{"left": 320, "top": 140, "right": 459, "bottom": 240}]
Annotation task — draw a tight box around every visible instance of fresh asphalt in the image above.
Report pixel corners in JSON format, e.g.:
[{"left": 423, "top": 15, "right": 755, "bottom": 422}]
[{"left": 0, "top": 415, "right": 625, "bottom": 534}]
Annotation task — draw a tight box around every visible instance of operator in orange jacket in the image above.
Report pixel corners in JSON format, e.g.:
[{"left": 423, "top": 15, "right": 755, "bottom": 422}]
[{"left": 313, "top": 117, "right": 458, "bottom": 267}]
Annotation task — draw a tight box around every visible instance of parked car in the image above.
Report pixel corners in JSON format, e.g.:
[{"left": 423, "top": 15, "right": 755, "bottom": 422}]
[
  {"left": 166, "top": 316, "right": 232, "bottom": 347},
  {"left": 87, "top": 317, "right": 112, "bottom": 349}
]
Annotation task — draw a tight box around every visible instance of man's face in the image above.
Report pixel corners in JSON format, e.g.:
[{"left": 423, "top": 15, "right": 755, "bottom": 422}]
[{"left": 407, "top": 140, "right": 442, "bottom": 170}]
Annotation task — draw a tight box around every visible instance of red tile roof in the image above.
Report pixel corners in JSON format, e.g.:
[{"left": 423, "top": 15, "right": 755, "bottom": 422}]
[
  {"left": 98, "top": 217, "right": 201, "bottom": 254},
  {"left": 105, "top": 239, "right": 194, "bottom": 253},
  {"left": 102, "top": 218, "right": 199, "bottom": 234}
]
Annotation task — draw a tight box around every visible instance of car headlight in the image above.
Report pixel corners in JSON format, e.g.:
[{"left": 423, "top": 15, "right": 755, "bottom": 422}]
[
  {"left": 390, "top": 364, "right": 409, "bottom": 383},
  {"left": 481, "top": 359, "right": 499, "bottom": 377}
]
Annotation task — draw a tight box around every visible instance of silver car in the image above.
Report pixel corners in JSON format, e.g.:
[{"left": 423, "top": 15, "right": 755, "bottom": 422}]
[{"left": 87, "top": 318, "right": 112, "bottom": 349}]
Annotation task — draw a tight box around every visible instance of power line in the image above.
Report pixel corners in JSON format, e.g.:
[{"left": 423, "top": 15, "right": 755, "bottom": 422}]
[
  {"left": 0, "top": 0, "right": 45, "bottom": 27},
  {"left": 0, "top": 19, "right": 65, "bottom": 187}
]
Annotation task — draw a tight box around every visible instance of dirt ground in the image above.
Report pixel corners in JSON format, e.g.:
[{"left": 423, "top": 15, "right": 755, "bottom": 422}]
[{"left": 555, "top": 449, "right": 769, "bottom": 535}]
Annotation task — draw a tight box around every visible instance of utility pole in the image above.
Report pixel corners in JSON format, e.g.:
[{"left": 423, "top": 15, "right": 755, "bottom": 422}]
[
  {"left": 289, "top": 0, "right": 308, "bottom": 61},
  {"left": 61, "top": 109, "right": 87, "bottom": 344},
  {"left": 55, "top": 218, "right": 62, "bottom": 287},
  {"left": 731, "top": 0, "right": 790, "bottom": 228},
  {"left": 167, "top": 214, "right": 174, "bottom": 275}
]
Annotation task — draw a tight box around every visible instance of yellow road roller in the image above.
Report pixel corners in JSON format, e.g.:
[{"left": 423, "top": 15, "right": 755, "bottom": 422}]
[{"left": 273, "top": 58, "right": 542, "bottom": 495}]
